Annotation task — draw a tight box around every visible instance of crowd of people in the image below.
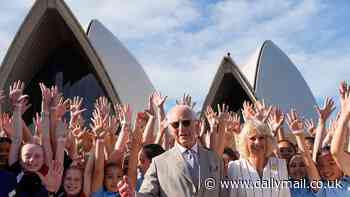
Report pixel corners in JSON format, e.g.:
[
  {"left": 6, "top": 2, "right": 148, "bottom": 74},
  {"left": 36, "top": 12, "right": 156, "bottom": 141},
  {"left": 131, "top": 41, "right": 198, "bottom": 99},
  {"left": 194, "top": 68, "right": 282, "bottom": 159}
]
[{"left": 0, "top": 80, "right": 350, "bottom": 197}]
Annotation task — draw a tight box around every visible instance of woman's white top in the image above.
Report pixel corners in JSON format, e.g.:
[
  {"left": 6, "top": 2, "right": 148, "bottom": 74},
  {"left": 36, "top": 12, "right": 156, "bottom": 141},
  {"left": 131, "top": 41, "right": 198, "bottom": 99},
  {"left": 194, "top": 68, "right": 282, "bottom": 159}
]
[{"left": 227, "top": 157, "right": 291, "bottom": 197}]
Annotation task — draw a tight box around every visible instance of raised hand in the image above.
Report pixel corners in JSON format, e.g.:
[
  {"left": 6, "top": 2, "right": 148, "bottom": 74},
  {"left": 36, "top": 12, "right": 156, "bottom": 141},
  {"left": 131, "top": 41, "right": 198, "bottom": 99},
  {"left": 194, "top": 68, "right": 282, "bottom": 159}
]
[
  {"left": 286, "top": 109, "right": 304, "bottom": 136},
  {"left": 9, "top": 80, "right": 25, "bottom": 106},
  {"left": 1, "top": 113, "right": 13, "bottom": 137},
  {"left": 226, "top": 112, "right": 241, "bottom": 135},
  {"left": 39, "top": 83, "right": 51, "bottom": 112},
  {"left": 241, "top": 101, "right": 255, "bottom": 121},
  {"left": 205, "top": 106, "right": 219, "bottom": 129},
  {"left": 70, "top": 96, "right": 84, "bottom": 114},
  {"left": 145, "top": 94, "right": 155, "bottom": 117},
  {"left": 50, "top": 86, "right": 61, "bottom": 107},
  {"left": 267, "top": 107, "right": 285, "bottom": 133},
  {"left": 254, "top": 100, "right": 272, "bottom": 123},
  {"left": 134, "top": 112, "right": 148, "bottom": 131},
  {"left": 152, "top": 91, "right": 167, "bottom": 108},
  {"left": 339, "top": 81, "right": 350, "bottom": 119},
  {"left": 90, "top": 109, "right": 108, "bottom": 139},
  {"left": 217, "top": 103, "right": 230, "bottom": 130},
  {"left": 56, "top": 97, "right": 71, "bottom": 118},
  {"left": 315, "top": 97, "right": 335, "bottom": 121},
  {"left": 95, "top": 96, "right": 111, "bottom": 118},
  {"left": 33, "top": 113, "right": 43, "bottom": 138},
  {"left": 36, "top": 160, "right": 63, "bottom": 193},
  {"left": 116, "top": 104, "right": 132, "bottom": 126},
  {"left": 69, "top": 96, "right": 85, "bottom": 127},
  {"left": 118, "top": 176, "right": 135, "bottom": 197},
  {"left": 20, "top": 96, "right": 31, "bottom": 115},
  {"left": 176, "top": 93, "right": 196, "bottom": 109},
  {"left": 105, "top": 115, "right": 120, "bottom": 134},
  {"left": 304, "top": 119, "right": 315, "bottom": 136}
]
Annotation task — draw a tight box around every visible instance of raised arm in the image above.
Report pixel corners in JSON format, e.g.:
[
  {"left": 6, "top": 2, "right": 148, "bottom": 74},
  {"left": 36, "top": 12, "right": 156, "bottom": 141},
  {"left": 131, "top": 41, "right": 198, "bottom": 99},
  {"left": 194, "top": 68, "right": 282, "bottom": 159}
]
[
  {"left": 217, "top": 104, "right": 230, "bottom": 155},
  {"left": 154, "top": 119, "right": 168, "bottom": 145},
  {"left": 128, "top": 112, "right": 147, "bottom": 190},
  {"left": 37, "top": 111, "right": 53, "bottom": 166},
  {"left": 91, "top": 113, "right": 108, "bottom": 192},
  {"left": 83, "top": 144, "right": 95, "bottom": 197},
  {"left": 330, "top": 81, "right": 350, "bottom": 176},
  {"left": 287, "top": 109, "right": 321, "bottom": 189},
  {"left": 312, "top": 97, "right": 335, "bottom": 161},
  {"left": 8, "top": 81, "right": 25, "bottom": 166},
  {"left": 109, "top": 104, "right": 131, "bottom": 163},
  {"left": 176, "top": 93, "right": 196, "bottom": 109},
  {"left": 224, "top": 112, "right": 241, "bottom": 150},
  {"left": 204, "top": 106, "right": 219, "bottom": 151},
  {"left": 55, "top": 119, "right": 68, "bottom": 165},
  {"left": 268, "top": 107, "right": 285, "bottom": 141},
  {"left": 152, "top": 91, "right": 167, "bottom": 122},
  {"left": 142, "top": 112, "right": 155, "bottom": 145}
]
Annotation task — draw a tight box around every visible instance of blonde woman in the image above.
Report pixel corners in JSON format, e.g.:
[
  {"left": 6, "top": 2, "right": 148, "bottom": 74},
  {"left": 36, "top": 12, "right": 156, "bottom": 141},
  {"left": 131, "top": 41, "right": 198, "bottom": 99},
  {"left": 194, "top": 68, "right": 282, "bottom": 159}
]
[{"left": 228, "top": 119, "right": 290, "bottom": 197}]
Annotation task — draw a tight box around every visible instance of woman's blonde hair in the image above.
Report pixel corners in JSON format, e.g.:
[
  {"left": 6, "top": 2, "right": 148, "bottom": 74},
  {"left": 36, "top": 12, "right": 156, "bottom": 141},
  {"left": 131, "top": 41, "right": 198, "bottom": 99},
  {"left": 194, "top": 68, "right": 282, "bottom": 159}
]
[{"left": 237, "top": 119, "right": 275, "bottom": 159}]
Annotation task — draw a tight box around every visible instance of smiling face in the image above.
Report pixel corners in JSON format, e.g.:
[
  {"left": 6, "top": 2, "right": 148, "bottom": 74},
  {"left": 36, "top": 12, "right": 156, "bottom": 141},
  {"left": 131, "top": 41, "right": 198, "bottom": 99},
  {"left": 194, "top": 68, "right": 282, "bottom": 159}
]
[
  {"left": 317, "top": 152, "right": 343, "bottom": 181},
  {"left": 63, "top": 168, "right": 82, "bottom": 196},
  {"left": 278, "top": 141, "right": 296, "bottom": 161},
  {"left": 104, "top": 165, "right": 123, "bottom": 192},
  {"left": 288, "top": 154, "right": 306, "bottom": 180},
  {"left": 20, "top": 144, "right": 44, "bottom": 172},
  {"left": 167, "top": 105, "right": 197, "bottom": 149},
  {"left": 246, "top": 129, "right": 267, "bottom": 157}
]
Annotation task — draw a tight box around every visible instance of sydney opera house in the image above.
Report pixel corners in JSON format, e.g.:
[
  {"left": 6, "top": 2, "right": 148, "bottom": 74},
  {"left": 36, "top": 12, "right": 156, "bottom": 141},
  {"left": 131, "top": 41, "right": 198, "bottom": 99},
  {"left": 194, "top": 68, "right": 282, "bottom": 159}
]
[{"left": 0, "top": 0, "right": 317, "bottom": 123}]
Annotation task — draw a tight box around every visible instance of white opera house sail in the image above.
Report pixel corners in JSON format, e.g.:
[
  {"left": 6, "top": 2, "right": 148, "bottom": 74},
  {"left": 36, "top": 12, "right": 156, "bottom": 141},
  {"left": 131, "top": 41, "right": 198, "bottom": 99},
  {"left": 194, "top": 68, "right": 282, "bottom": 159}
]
[
  {"left": 203, "top": 40, "right": 317, "bottom": 120},
  {"left": 0, "top": 0, "right": 155, "bottom": 123}
]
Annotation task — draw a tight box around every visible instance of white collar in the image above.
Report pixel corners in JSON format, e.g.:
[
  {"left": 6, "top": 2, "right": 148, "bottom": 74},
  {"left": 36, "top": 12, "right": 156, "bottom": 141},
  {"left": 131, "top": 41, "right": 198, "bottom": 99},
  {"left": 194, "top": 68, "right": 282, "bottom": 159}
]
[{"left": 176, "top": 142, "right": 198, "bottom": 154}]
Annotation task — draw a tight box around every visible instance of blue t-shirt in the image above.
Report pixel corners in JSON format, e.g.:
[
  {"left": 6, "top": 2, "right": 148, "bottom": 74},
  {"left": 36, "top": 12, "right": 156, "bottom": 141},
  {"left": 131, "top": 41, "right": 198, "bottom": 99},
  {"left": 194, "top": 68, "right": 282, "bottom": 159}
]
[
  {"left": 289, "top": 179, "right": 315, "bottom": 197},
  {"left": 314, "top": 176, "right": 350, "bottom": 197},
  {"left": 92, "top": 187, "right": 120, "bottom": 197}
]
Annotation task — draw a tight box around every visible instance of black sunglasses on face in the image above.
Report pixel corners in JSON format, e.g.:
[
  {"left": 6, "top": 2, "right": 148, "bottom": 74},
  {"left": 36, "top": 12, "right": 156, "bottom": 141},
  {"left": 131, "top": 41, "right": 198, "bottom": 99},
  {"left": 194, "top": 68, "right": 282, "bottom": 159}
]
[{"left": 170, "top": 120, "right": 192, "bottom": 129}]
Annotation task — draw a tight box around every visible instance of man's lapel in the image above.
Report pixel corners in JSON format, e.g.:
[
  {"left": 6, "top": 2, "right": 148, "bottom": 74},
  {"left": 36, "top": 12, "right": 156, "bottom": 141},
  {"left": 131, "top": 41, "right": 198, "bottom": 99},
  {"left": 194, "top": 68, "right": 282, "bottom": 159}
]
[
  {"left": 198, "top": 146, "right": 210, "bottom": 190},
  {"left": 171, "top": 146, "right": 195, "bottom": 186}
]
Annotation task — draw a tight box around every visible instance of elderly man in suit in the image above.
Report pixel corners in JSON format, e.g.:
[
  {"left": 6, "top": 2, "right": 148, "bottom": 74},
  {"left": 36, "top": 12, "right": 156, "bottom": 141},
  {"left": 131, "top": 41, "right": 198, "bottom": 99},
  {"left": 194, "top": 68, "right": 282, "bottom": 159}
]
[{"left": 119, "top": 104, "right": 225, "bottom": 197}]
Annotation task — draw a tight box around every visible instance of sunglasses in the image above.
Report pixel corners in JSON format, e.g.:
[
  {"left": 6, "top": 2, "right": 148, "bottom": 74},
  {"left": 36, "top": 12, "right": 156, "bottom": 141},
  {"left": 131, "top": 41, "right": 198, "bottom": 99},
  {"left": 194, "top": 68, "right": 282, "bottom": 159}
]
[{"left": 169, "top": 120, "right": 192, "bottom": 129}]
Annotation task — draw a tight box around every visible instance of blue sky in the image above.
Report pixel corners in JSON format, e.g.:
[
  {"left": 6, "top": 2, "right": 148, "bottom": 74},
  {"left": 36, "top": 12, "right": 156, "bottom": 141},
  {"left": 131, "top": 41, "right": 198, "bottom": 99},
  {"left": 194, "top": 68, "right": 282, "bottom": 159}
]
[{"left": 0, "top": 0, "right": 350, "bottom": 113}]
